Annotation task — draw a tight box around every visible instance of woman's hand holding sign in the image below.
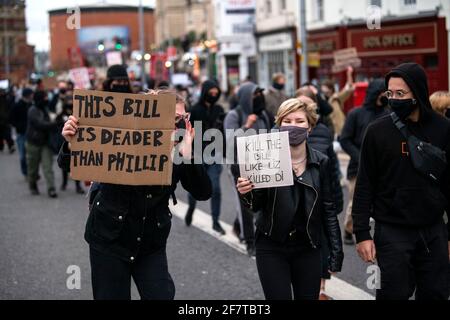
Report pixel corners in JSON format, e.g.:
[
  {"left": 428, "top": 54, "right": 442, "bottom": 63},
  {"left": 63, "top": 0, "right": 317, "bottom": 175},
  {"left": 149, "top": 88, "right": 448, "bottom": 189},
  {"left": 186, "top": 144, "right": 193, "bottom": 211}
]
[
  {"left": 62, "top": 115, "right": 79, "bottom": 147},
  {"left": 237, "top": 177, "right": 254, "bottom": 195},
  {"left": 178, "top": 117, "right": 195, "bottom": 160}
]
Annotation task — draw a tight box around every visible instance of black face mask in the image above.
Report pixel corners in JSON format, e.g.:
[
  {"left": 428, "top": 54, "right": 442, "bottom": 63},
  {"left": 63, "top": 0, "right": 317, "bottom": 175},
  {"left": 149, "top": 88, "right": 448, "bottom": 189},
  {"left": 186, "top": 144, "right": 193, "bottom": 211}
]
[
  {"left": 389, "top": 98, "right": 418, "bottom": 120},
  {"left": 111, "top": 84, "right": 131, "bottom": 93},
  {"left": 273, "top": 82, "right": 285, "bottom": 91},
  {"left": 253, "top": 95, "right": 266, "bottom": 115},
  {"left": 445, "top": 109, "right": 450, "bottom": 119},
  {"left": 205, "top": 94, "right": 219, "bottom": 105}
]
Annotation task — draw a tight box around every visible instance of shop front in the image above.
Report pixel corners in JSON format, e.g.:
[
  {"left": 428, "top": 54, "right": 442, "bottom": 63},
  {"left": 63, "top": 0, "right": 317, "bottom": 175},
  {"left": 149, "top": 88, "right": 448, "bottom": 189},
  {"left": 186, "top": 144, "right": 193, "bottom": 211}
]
[
  {"left": 256, "top": 27, "right": 298, "bottom": 96},
  {"left": 307, "top": 13, "right": 449, "bottom": 99}
]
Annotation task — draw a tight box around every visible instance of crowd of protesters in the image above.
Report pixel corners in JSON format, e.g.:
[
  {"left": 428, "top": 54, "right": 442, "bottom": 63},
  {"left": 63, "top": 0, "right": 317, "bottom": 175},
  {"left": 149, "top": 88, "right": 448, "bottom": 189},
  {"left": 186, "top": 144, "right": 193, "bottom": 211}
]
[{"left": 1, "top": 61, "right": 449, "bottom": 301}]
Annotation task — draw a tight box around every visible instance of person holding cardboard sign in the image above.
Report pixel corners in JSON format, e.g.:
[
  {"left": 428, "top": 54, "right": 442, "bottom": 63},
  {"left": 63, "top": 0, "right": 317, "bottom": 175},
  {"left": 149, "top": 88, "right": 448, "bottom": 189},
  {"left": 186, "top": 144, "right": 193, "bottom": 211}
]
[
  {"left": 237, "top": 98, "right": 343, "bottom": 300},
  {"left": 58, "top": 66, "right": 212, "bottom": 300}
]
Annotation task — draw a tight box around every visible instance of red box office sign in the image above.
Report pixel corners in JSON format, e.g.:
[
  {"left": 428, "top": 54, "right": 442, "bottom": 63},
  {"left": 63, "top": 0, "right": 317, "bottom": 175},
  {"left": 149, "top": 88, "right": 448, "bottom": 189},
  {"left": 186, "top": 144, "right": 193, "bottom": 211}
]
[{"left": 347, "top": 22, "right": 438, "bottom": 57}]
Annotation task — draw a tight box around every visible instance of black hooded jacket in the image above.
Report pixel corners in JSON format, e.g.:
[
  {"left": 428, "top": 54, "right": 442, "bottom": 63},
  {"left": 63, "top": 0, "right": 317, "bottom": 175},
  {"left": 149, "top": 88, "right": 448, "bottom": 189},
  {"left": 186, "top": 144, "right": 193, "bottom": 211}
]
[
  {"left": 189, "top": 80, "right": 225, "bottom": 156},
  {"left": 10, "top": 98, "right": 32, "bottom": 134},
  {"left": 339, "top": 79, "right": 390, "bottom": 179},
  {"left": 26, "top": 100, "right": 59, "bottom": 146},
  {"left": 308, "top": 123, "right": 344, "bottom": 213},
  {"left": 352, "top": 63, "right": 450, "bottom": 243}
]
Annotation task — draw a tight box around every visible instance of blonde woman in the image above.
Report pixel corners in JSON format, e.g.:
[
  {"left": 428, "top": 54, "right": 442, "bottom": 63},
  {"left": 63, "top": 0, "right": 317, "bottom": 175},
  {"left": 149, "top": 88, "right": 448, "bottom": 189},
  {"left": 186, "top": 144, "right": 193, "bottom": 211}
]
[
  {"left": 237, "top": 98, "right": 344, "bottom": 300},
  {"left": 430, "top": 91, "right": 450, "bottom": 118}
]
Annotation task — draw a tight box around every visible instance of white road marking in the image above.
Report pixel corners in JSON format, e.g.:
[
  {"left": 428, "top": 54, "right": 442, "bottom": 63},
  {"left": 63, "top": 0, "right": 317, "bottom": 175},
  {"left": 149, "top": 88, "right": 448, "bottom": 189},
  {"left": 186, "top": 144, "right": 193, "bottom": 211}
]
[{"left": 169, "top": 200, "right": 375, "bottom": 300}]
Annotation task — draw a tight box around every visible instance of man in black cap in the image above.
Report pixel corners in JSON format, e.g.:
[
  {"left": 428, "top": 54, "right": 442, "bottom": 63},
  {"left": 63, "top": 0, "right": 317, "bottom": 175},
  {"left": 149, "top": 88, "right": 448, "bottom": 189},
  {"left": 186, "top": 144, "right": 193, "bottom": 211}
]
[
  {"left": 352, "top": 62, "right": 450, "bottom": 300},
  {"left": 103, "top": 64, "right": 132, "bottom": 93}
]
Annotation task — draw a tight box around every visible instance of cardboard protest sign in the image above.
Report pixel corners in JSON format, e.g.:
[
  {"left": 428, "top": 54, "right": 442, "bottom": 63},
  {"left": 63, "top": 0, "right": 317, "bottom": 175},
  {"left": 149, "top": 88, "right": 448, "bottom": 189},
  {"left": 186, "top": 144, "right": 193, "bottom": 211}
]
[
  {"left": 332, "top": 47, "right": 361, "bottom": 73},
  {"left": 237, "top": 132, "right": 294, "bottom": 189},
  {"left": 70, "top": 89, "right": 176, "bottom": 186}
]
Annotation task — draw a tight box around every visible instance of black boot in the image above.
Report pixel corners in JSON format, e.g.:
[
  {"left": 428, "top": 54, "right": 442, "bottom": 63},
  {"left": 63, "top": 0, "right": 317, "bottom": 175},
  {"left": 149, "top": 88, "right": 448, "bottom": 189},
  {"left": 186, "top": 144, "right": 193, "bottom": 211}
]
[
  {"left": 213, "top": 221, "right": 226, "bottom": 235},
  {"left": 75, "top": 182, "right": 84, "bottom": 194},
  {"left": 185, "top": 208, "right": 194, "bottom": 226},
  {"left": 48, "top": 188, "right": 58, "bottom": 198},
  {"left": 30, "top": 182, "right": 39, "bottom": 195},
  {"left": 246, "top": 241, "right": 256, "bottom": 257},
  {"left": 61, "top": 171, "right": 68, "bottom": 191}
]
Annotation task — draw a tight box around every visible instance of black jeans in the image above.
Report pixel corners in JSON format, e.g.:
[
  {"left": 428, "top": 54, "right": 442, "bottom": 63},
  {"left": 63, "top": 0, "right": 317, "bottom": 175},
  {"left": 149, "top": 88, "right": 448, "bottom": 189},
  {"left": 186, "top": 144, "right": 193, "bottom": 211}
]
[
  {"left": 0, "top": 124, "right": 14, "bottom": 150},
  {"left": 255, "top": 231, "right": 322, "bottom": 300},
  {"left": 89, "top": 246, "right": 175, "bottom": 300},
  {"left": 374, "top": 220, "right": 449, "bottom": 300}
]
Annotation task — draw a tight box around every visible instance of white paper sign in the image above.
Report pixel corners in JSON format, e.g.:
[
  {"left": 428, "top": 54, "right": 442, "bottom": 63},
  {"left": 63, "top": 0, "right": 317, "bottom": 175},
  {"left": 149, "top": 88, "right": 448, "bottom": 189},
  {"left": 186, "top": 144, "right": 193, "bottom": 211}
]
[
  {"left": 237, "top": 132, "right": 294, "bottom": 189},
  {"left": 106, "top": 51, "right": 123, "bottom": 67},
  {"left": 69, "top": 67, "right": 91, "bottom": 89}
]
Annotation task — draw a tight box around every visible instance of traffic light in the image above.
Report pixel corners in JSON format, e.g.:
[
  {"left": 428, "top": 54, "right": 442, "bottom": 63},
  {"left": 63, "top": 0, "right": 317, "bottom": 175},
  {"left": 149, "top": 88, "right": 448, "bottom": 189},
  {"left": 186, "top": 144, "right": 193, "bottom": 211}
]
[
  {"left": 115, "top": 39, "right": 122, "bottom": 51},
  {"left": 97, "top": 40, "right": 105, "bottom": 52}
]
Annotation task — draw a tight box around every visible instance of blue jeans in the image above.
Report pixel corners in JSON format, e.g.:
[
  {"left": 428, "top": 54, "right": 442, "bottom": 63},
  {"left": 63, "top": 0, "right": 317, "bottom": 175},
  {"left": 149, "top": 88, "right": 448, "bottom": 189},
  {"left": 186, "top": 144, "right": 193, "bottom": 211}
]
[
  {"left": 188, "top": 163, "right": 222, "bottom": 222},
  {"left": 16, "top": 134, "right": 27, "bottom": 176}
]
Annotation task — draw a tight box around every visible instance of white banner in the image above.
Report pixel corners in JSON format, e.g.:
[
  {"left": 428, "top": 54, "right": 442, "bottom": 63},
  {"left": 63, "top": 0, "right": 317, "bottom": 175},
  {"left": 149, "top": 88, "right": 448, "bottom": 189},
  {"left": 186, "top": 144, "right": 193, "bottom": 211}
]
[{"left": 237, "top": 132, "right": 293, "bottom": 189}]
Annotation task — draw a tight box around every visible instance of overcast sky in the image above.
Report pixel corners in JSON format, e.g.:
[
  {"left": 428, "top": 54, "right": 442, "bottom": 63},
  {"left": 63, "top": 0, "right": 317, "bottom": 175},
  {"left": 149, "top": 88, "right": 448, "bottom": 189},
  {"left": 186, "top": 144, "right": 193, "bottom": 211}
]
[{"left": 25, "top": 0, "right": 156, "bottom": 52}]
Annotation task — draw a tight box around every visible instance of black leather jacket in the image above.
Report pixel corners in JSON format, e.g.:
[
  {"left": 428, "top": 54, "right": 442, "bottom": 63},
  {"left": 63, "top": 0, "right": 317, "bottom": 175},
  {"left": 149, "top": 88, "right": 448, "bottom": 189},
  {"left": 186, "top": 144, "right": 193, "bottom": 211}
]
[
  {"left": 242, "top": 145, "right": 344, "bottom": 272},
  {"left": 57, "top": 142, "right": 212, "bottom": 262}
]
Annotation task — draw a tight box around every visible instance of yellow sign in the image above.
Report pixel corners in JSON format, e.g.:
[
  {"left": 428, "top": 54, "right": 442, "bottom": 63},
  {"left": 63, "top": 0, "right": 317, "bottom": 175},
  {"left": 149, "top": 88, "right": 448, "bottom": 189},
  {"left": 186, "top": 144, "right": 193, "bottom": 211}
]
[{"left": 308, "top": 52, "right": 321, "bottom": 68}]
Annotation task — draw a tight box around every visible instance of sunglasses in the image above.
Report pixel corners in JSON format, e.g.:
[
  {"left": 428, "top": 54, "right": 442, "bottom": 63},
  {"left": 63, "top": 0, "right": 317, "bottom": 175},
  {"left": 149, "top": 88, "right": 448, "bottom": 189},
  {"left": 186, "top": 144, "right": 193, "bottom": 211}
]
[{"left": 175, "top": 112, "right": 191, "bottom": 124}]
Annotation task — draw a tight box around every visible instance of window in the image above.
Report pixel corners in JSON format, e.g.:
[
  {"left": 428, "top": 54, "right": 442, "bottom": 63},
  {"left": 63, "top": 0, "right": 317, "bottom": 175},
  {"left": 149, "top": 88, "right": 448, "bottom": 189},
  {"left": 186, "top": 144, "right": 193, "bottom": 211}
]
[
  {"left": 370, "top": 0, "right": 382, "bottom": 7},
  {"left": 0, "top": 36, "right": 15, "bottom": 57},
  {"left": 404, "top": 0, "right": 416, "bottom": 5},
  {"left": 280, "top": 0, "right": 287, "bottom": 12},
  {"left": 316, "top": 0, "right": 324, "bottom": 21},
  {"left": 266, "top": 0, "right": 272, "bottom": 16}
]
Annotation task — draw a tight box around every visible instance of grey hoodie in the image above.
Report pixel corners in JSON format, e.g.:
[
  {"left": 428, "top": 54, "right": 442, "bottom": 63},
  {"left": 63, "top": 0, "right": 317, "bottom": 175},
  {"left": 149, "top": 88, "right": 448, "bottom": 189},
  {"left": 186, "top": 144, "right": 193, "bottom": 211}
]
[{"left": 223, "top": 82, "right": 271, "bottom": 131}]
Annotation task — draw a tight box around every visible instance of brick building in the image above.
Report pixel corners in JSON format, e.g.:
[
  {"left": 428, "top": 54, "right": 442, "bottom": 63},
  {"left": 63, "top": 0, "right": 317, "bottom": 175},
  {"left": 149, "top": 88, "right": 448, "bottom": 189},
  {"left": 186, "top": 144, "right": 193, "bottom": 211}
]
[
  {"left": 0, "top": 0, "right": 35, "bottom": 84},
  {"left": 48, "top": 4, "right": 155, "bottom": 71}
]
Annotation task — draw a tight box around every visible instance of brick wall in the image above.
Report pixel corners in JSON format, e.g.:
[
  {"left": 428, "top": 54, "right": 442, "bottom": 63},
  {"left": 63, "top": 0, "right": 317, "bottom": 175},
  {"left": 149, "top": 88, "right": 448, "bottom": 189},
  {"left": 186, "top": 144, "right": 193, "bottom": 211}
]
[{"left": 49, "top": 9, "right": 155, "bottom": 71}]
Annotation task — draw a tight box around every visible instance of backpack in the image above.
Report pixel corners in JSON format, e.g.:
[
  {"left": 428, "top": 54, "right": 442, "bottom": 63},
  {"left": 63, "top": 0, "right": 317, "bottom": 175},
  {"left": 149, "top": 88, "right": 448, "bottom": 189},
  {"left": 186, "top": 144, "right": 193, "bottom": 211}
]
[{"left": 390, "top": 113, "right": 447, "bottom": 183}]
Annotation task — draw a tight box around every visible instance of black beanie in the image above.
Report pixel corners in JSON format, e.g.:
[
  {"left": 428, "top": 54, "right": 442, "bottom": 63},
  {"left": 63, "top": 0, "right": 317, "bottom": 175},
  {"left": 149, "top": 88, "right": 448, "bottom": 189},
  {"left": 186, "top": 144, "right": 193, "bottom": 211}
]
[
  {"left": 106, "top": 64, "right": 129, "bottom": 80},
  {"left": 385, "top": 63, "right": 433, "bottom": 114}
]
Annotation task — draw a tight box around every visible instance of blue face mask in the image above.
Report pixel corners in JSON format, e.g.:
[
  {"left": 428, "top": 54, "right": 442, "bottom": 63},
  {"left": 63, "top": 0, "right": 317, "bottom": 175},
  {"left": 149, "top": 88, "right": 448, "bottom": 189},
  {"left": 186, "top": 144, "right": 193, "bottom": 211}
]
[{"left": 389, "top": 98, "right": 418, "bottom": 120}]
